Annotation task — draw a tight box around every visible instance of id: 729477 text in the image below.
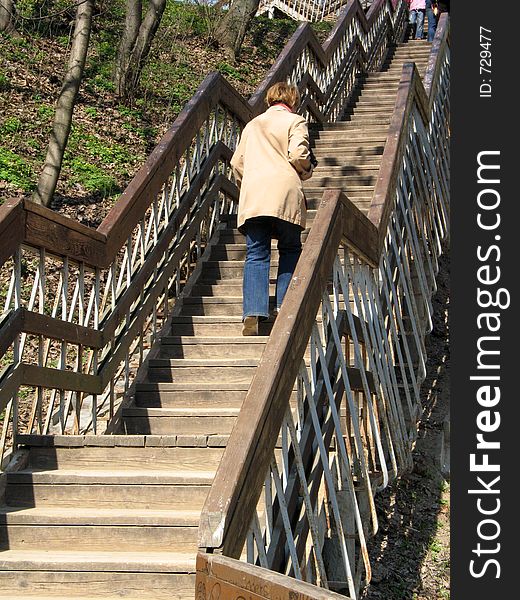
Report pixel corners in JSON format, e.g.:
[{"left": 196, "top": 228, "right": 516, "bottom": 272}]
[{"left": 479, "top": 26, "right": 492, "bottom": 98}]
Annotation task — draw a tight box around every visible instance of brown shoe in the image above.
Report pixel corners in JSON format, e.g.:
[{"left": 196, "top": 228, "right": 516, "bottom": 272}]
[{"left": 242, "top": 316, "right": 259, "bottom": 336}]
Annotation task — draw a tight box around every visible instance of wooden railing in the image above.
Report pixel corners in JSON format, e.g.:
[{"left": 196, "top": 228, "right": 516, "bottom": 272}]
[
  {"left": 197, "top": 12, "right": 450, "bottom": 600},
  {"left": 0, "top": 0, "right": 407, "bottom": 468},
  {"left": 258, "top": 0, "right": 349, "bottom": 23}
]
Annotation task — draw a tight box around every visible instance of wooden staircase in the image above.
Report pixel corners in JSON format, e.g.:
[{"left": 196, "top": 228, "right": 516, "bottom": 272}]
[{"left": 0, "top": 39, "right": 432, "bottom": 599}]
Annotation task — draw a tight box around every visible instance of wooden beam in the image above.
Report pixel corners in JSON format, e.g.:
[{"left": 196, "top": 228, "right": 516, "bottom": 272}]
[{"left": 196, "top": 552, "right": 351, "bottom": 600}]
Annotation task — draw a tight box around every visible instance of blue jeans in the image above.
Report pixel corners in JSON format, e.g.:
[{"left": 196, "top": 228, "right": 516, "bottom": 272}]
[
  {"left": 242, "top": 217, "right": 302, "bottom": 319},
  {"left": 409, "top": 9, "right": 425, "bottom": 39},
  {"left": 425, "top": 0, "right": 437, "bottom": 41}
]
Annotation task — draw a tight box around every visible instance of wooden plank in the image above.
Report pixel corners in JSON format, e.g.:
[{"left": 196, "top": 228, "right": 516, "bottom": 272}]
[
  {"left": 0, "top": 570, "right": 195, "bottom": 599},
  {"left": 339, "top": 193, "right": 379, "bottom": 266},
  {"left": 0, "top": 363, "right": 22, "bottom": 413},
  {"left": 21, "top": 364, "right": 101, "bottom": 395},
  {"left": 367, "top": 62, "right": 416, "bottom": 247},
  {"left": 423, "top": 14, "right": 450, "bottom": 98},
  {"left": 23, "top": 199, "right": 107, "bottom": 267},
  {"left": 23, "top": 309, "right": 103, "bottom": 348},
  {"left": 196, "top": 552, "right": 351, "bottom": 600},
  {"left": 0, "top": 198, "right": 25, "bottom": 266},
  {"left": 26, "top": 445, "right": 224, "bottom": 471}
]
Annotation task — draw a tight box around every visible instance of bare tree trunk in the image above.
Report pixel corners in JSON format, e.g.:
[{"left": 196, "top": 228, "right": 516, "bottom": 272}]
[
  {"left": 114, "top": 0, "right": 166, "bottom": 101},
  {"left": 0, "top": 0, "right": 16, "bottom": 32},
  {"left": 114, "top": 0, "right": 142, "bottom": 94},
  {"left": 214, "top": 0, "right": 260, "bottom": 61},
  {"left": 33, "top": 0, "right": 94, "bottom": 207}
]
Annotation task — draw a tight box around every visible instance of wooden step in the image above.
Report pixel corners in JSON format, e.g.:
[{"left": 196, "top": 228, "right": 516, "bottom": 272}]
[
  {"left": 0, "top": 551, "right": 195, "bottom": 599},
  {"left": 312, "top": 128, "right": 388, "bottom": 141},
  {"left": 313, "top": 165, "right": 381, "bottom": 175},
  {"left": 6, "top": 469, "right": 213, "bottom": 509},
  {"left": 135, "top": 385, "right": 248, "bottom": 408},
  {"left": 342, "top": 113, "right": 393, "bottom": 125},
  {"left": 361, "top": 80, "right": 400, "bottom": 90},
  {"left": 304, "top": 173, "right": 379, "bottom": 187},
  {"left": 313, "top": 154, "right": 382, "bottom": 166},
  {"left": 146, "top": 358, "right": 259, "bottom": 385},
  {"left": 169, "top": 315, "right": 272, "bottom": 336},
  {"left": 312, "top": 129, "right": 387, "bottom": 142},
  {"left": 22, "top": 443, "right": 225, "bottom": 471},
  {"left": 191, "top": 281, "right": 275, "bottom": 296},
  {"left": 312, "top": 145, "right": 383, "bottom": 158},
  {"left": 122, "top": 411, "right": 238, "bottom": 436},
  {"left": 180, "top": 297, "right": 244, "bottom": 316},
  {"left": 160, "top": 335, "right": 268, "bottom": 359},
  {"left": 0, "top": 507, "right": 200, "bottom": 552},
  {"left": 303, "top": 186, "right": 375, "bottom": 197}
]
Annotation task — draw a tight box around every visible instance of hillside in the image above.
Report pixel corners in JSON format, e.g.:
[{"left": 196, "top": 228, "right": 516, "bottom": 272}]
[{"left": 0, "top": 1, "right": 332, "bottom": 226}]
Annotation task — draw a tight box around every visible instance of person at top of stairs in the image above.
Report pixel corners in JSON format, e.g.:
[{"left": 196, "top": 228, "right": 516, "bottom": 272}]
[
  {"left": 230, "top": 82, "right": 314, "bottom": 336},
  {"left": 408, "top": 0, "right": 437, "bottom": 41}
]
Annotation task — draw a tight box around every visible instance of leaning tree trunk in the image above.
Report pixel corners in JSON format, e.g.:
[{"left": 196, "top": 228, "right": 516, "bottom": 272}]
[
  {"left": 33, "top": 0, "right": 94, "bottom": 207},
  {"left": 114, "top": 0, "right": 142, "bottom": 96},
  {"left": 0, "top": 0, "right": 15, "bottom": 32},
  {"left": 114, "top": 0, "right": 166, "bottom": 101},
  {"left": 214, "top": 0, "right": 260, "bottom": 61}
]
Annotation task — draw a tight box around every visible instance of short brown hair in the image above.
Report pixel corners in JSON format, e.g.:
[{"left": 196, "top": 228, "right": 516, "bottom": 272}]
[{"left": 266, "top": 82, "right": 300, "bottom": 110}]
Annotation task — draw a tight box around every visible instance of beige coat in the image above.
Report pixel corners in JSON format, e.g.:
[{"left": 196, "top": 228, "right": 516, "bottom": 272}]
[{"left": 230, "top": 105, "right": 313, "bottom": 232}]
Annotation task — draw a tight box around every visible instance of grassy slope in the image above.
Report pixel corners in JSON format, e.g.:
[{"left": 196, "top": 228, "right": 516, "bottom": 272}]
[{"left": 0, "top": 1, "right": 332, "bottom": 226}]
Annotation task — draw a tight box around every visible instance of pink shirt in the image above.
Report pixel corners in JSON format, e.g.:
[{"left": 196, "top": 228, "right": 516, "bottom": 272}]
[{"left": 410, "top": 0, "right": 426, "bottom": 9}]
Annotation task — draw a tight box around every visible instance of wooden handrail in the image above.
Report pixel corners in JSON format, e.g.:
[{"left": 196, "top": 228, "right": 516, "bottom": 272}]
[{"left": 199, "top": 189, "right": 344, "bottom": 554}]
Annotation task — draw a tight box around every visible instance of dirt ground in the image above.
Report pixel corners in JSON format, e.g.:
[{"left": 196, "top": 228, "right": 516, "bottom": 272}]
[{"left": 362, "top": 247, "right": 451, "bottom": 600}]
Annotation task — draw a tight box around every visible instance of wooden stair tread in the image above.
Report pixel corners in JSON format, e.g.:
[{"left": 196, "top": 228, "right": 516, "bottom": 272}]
[
  {"left": 123, "top": 407, "right": 240, "bottom": 416},
  {"left": 161, "top": 335, "right": 267, "bottom": 344},
  {"left": 136, "top": 381, "right": 251, "bottom": 390},
  {"left": 0, "top": 549, "right": 196, "bottom": 572},
  {"left": 0, "top": 506, "right": 201, "bottom": 526},
  {"left": 149, "top": 358, "right": 259, "bottom": 366},
  {"left": 9, "top": 469, "right": 216, "bottom": 483},
  {"left": 1, "top": 34, "right": 438, "bottom": 598}
]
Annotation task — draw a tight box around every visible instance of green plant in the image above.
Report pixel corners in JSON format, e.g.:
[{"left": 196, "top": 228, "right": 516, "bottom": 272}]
[
  {"left": 0, "top": 71, "right": 9, "bottom": 91},
  {"left": 117, "top": 105, "right": 143, "bottom": 120},
  {"left": 69, "top": 158, "right": 119, "bottom": 196},
  {"left": 0, "top": 117, "right": 22, "bottom": 135},
  {"left": 37, "top": 104, "right": 54, "bottom": 120},
  {"left": 92, "top": 73, "right": 115, "bottom": 92},
  {"left": 217, "top": 61, "right": 243, "bottom": 82},
  {"left": 84, "top": 107, "right": 98, "bottom": 117},
  {"left": 0, "top": 147, "right": 35, "bottom": 191},
  {"left": 83, "top": 136, "right": 132, "bottom": 171},
  {"left": 429, "top": 539, "right": 442, "bottom": 556}
]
